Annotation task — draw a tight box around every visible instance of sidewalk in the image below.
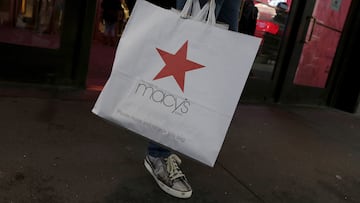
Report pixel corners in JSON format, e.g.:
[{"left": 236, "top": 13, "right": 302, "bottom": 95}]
[{"left": 0, "top": 86, "right": 359, "bottom": 203}]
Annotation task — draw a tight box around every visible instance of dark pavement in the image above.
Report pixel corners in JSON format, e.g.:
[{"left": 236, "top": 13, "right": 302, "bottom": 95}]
[{"left": 0, "top": 85, "right": 360, "bottom": 203}]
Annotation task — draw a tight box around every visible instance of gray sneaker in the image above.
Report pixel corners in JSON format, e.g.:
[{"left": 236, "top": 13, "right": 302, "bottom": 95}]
[{"left": 144, "top": 154, "right": 192, "bottom": 198}]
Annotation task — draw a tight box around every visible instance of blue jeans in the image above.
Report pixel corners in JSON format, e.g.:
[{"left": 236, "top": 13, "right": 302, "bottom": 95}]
[
  {"left": 176, "top": 0, "right": 242, "bottom": 31},
  {"left": 147, "top": 0, "right": 242, "bottom": 158},
  {"left": 147, "top": 141, "right": 171, "bottom": 158}
]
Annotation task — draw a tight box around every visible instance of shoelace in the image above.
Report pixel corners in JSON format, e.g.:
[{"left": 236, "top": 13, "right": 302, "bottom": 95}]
[{"left": 165, "top": 154, "right": 185, "bottom": 181}]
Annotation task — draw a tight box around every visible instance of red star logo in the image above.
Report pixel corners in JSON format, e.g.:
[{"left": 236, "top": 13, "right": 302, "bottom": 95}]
[{"left": 153, "top": 41, "right": 205, "bottom": 92}]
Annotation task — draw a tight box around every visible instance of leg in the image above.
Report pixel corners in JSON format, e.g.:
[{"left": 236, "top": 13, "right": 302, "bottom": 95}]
[
  {"left": 147, "top": 141, "right": 171, "bottom": 158},
  {"left": 217, "top": 0, "right": 242, "bottom": 31}
]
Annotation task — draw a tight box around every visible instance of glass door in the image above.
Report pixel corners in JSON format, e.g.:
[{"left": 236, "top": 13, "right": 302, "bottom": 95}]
[
  {"left": 293, "top": 0, "right": 351, "bottom": 88},
  {"left": 0, "top": 0, "right": 96, "bottom": 86},
  {"left": 240, "top": 0, "right": 294, "bottom": 102},
  {"left": 251, "top": 0, "right": 291, "bottom": 80},
  {"left": 279, "top": 0, "right": 352, "bottom": 105}
]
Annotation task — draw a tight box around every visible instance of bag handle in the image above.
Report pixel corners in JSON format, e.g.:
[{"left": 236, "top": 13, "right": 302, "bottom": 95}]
[
  {"left": 192, "top": 0, "right": 201, "bottom": 16},
  {"left": 192, "top": 1, "right": 209, "bottom": 21},
  {"left": 206, "top": 0, "right": 216, "bottom": 25},
  {"left": 180, "top": 0, "right": 197, "bottom": 18},
  {"left": 180, "top": 0, "right": 217, "bottom": 25}
]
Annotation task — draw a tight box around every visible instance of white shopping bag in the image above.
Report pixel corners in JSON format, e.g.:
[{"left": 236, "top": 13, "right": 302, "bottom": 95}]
[{"left": 92, "top": 0, "right": 261, "bottom": 167}]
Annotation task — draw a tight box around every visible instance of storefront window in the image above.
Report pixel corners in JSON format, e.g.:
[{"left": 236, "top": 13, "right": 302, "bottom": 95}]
[{"left": 0, "top": 0, "right": 65, "bottom": 49}]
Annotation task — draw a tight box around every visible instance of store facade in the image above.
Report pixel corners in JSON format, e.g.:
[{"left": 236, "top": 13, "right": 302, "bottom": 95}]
[
  {"left": 0, "top": 0, "right": 96, "bottom": 86},
  {"left": 0, "top": 0, "right": 359, "bottom": 114}
]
